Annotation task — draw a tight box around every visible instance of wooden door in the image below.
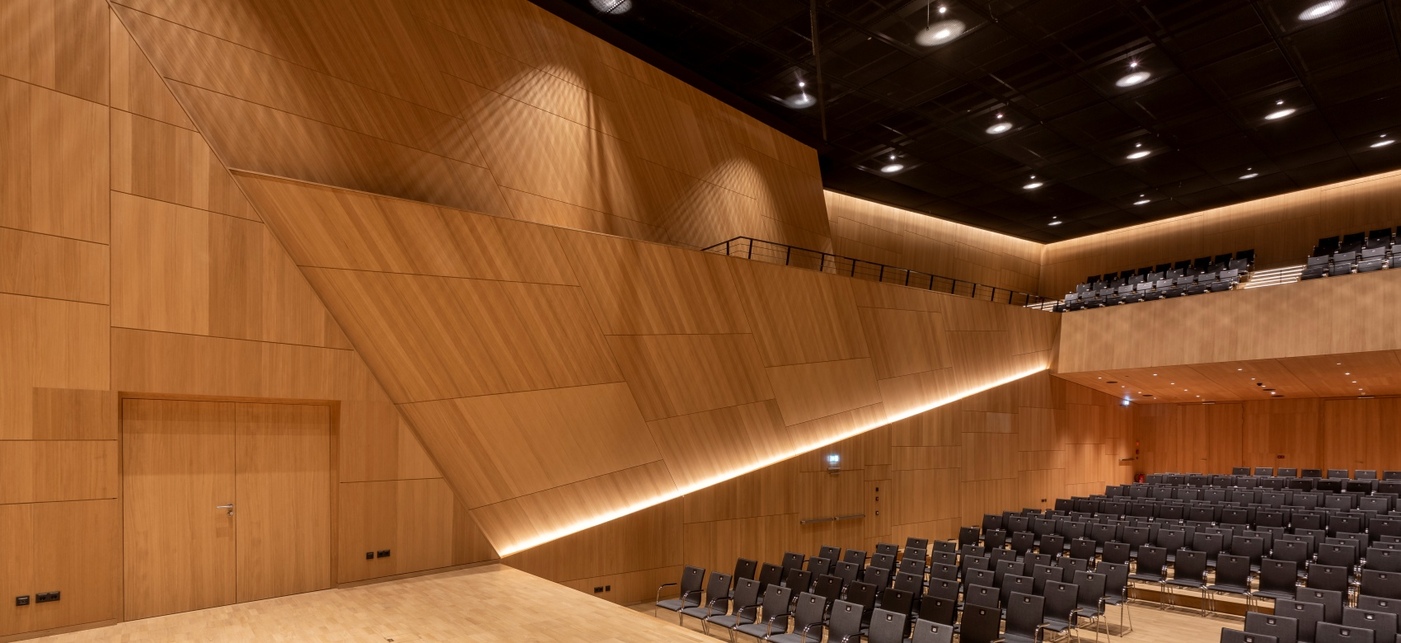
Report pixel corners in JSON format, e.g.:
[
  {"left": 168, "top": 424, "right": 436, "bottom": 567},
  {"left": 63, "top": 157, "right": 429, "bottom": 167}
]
[
  {"left": 235, "top": 403, "right": 332, "bottom": 602},
  {"left": 123, "top": 400, "right": 237, "bottom": 621}
]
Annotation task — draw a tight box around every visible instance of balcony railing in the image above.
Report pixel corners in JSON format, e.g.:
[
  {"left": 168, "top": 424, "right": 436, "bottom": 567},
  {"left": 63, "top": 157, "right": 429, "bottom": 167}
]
[{"left": 702, "top": 237, "right": 1056, "bottom": 310}]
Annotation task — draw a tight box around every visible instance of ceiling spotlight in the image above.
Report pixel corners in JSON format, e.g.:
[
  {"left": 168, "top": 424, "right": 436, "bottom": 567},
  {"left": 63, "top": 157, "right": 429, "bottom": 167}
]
[
  {"left": 1134, "top": 196, "right": 1151, "bottom": 205},
  {"left": 1024, "top": 179, "right": 1044, "bottom": 190},
  {"left": 1265, "top": 106, "right": 1296, "bottom": 120},
  {"left": 1299, "top": 0, "right": 1345, "bottom": 21},
  {"left": 987, "top": 115, "right": 1012, "bottom": 134},
  {"left": 1240, "top": 172, "right": 1259, "bottom": 179},
  {"left": 1372, "top": 135, "right": 1394, "bottom": 148},
  {"left": 938, "top": 4, "right": 947, "bottom": 14},
  {"left": 1127, "top": 144, "right": 1151, "bottom": 160},
  {"left": 589, "top": 0, "right": 633, "bottom": 14},
  {"left": 783, "top": 92, "right": 815, "bottom": 109},
  {"left": 916, "top": 20, "right": 966, "bottom": 46},
  {"left": 1116, "top": 70, "right": 1151, "bottom": 88},
  {"left": 880, "top": 153, "right": 904, "bottom": 173},
  {"left": 1048, "top": 220, "right": 1062, "bottom": 226}
]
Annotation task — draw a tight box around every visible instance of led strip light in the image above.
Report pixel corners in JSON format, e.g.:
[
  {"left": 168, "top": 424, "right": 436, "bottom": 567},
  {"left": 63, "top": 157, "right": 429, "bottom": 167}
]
[{"left": 496, "top": 365, "right": 1050, "bottom": 556}]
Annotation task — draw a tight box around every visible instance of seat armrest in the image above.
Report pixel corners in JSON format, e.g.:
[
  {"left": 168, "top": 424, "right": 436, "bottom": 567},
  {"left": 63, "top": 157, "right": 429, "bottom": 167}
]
[{"left": 655, "top": 582, "right": 678, "bottom": 604}]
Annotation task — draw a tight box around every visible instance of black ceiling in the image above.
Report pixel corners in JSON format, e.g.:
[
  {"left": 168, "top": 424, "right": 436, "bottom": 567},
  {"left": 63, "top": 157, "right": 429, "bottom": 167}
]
[{"left": 533, "top": 0, "right": 1401, "bottom": 242}]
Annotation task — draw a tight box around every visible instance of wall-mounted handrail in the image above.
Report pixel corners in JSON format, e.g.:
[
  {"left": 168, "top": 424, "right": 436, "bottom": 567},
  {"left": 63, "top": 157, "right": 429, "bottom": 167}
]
[{"left": 702, "top": 236, "right": 1056, "bottom": 311}]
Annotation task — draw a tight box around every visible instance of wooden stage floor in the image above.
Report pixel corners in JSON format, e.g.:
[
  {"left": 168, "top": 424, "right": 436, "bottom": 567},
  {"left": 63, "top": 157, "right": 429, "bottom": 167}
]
[{"left": 32, "top": 564, "right": 711, "bottom": 642}]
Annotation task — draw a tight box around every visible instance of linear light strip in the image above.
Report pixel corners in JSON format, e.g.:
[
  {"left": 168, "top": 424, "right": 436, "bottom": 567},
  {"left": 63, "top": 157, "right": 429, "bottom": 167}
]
[{"left": 496, "top": 365, "right": 1050, "bottom": 557}]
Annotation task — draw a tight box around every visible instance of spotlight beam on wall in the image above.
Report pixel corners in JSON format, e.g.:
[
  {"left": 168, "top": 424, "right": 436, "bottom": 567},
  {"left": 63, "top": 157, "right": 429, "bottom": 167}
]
[{"left": 496, "top": 365, "right": 1050, "bottom": 556}]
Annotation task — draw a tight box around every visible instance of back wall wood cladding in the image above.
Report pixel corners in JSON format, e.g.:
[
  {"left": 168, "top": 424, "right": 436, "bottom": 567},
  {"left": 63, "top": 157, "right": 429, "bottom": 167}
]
[
  {"left": 0, "top": 2, "right": 493, "bottom": 638},
  {"left": 234, "top": 172, "right": 1060, "bottom": 558},
  {"left": 1134, "top": 397, "right": 1401, "bottom": 479},
  {"left": 826, "top": 191, "right": 1044, "bottom": 294},
  {"left": 1040, "top": 169, "right": 1401, "bottom": 298},
  {"left": 505, "top": 372, "right": 1135, "bottom": 605},
  {"left": 1057, "top": 267, "right": 1401, "bottom": 375},
  {"left": 109, "top": 0, "right": 830, "bottom": 253}
]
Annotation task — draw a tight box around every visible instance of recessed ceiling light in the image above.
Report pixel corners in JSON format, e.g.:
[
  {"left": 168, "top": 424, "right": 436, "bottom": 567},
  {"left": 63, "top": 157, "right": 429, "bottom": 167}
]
[
  {"left": 916, "top": 20, "right": 966, "bottom": 46},
  {"left": 1024, "top": 181, "right": 1043, "bottom": 190},
  {"left": 1134, "top": 198, "right": 1151, "bottom": 205},
  {"left": 1240, "top": 166, "right": 1259, "bottom": 179},
  {"left": 1047, "top": 220, "right": 1062, "bottom": 226},
  {"left": 1299, "top": 0, "right": 1346, "bottom": 21},
  {"left": 1265, "top": 107, "right": 1296, "bottom": 120},
  {"left": 590, "top": 0, "right": 632, "bottom": 13},
  {"left": 1372, "top": 139, "right": 1395, "bottom": 148},
  {"left": 1116, "top": 71, "right": 1151, "bottom": 88},
  {"left": 783, "top": 93, "right": 815, "bottom": 109},
  {"left": 987, "top": 121, "right": 1013, "bottom": 135},
  {"left": 1127, "top": 150, "right": 1150, "bottom": 160},
  {"left": 880, "top": 163, "right": 905, "bottom": 173}
]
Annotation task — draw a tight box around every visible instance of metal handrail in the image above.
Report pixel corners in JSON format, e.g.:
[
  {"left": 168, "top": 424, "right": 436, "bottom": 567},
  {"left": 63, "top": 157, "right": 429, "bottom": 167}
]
[{"left": 702, "top": 237, "right": 1056, "bottom": 310}]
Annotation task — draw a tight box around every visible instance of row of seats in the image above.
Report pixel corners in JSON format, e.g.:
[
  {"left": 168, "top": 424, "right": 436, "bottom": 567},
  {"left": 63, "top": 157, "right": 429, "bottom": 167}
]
[
  {"left": 1302, "top": 230, "right": 1401, "bottom": 280},
  {"left": 655, "top": 536, "right": 1123, "bottom": 643},
  {"left": 1057, "top": 250, "right": 1255, "bottom": 311}
]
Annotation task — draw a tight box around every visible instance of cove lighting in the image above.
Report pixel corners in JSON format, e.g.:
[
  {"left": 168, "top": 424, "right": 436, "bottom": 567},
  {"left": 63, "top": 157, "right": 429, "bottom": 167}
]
[
  {"left": 916, "top": 20, "right": 966, "bottom": 46},
  {"left": 590, "top": 0, "right": 633, "bottom": 14},
  {"left": 494, "top": 365, "right": 1050, "bottom": 556},
  {"left": 1299, "top": 0, "right": 1345, "bottom": 21}
]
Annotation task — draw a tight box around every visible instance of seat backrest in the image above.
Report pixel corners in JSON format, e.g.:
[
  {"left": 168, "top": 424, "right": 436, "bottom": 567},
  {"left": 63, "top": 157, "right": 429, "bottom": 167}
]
[
  {"left": 813, "top": 574, "right": 843, "bottom": 603},
  {"left": 818, "top": 545, "right": 841, "bottom": 563},
  {"left": 965, "top": 568, "right": 995, "bottom": 590},
  {"left": 1001, "top": 574, "right": 1033, "bottom": 606},
  {"left": 844, "top": 549, "right": 867, "bottom": 567},
  {"left": 1058, "top": 555, "right": 1088, "bottom": 578},
  {"left": 834, "top": 561, "right": 860, "bottom": 585},
  {"left": 1261, "top": 559, "right": 1300, "bottom": 594},
  {"left": 758, "top": 562, "right": 783, "bottom": 590},
  {"left": 905, "top": 536, "right": 930, "bottom": 550},
  {"left": 965, "top": 584, "right": 998, "bottom": 609},
  {"left": 781, "top": 552, "right": 805, "bottom": 573},
  {"left": 1176, "top": 549, "right": 1208, "bottom": 579},
  {"left": 1217, "top": 554, "right": 1253, "bottom": 586},
  {"left": 759, "top": 584, "right": 793, "bottom": 623},
  {"left": 867, "top": 609, "right": 907, "bottom": 643},
  {"left": 1356, "top": 596, "right": 1401, "bottom": 631},
  {"left": 792, "top": 592, "right": 827, "bottom": 634},
  {"left": 910, "top": 619, "right": 955, "bottom": 643},
  {"left": 1362, "top": 570, "right": 1401, "bottom": 600},
  {"left": 1074, "top": 570, "right": 1107, "bottom": 610},
  {"left": 1044, "top": 580, "right": 1079, "bottom": 620},
  {"left": 1137, "top": 545, "right": 1168, "bottom": 574},
  {"left": 1099, "top": 561, "right": 1130, "bottom": 598},
  {"left": 864, "top": 566, "right": 890, "bottom": 591},
  {"left": 784, "top": 569, "right": 811, "bottom": 593},
  {"left": 880, "top": 588, "right": 913, "bottom": 618},
  {"left": 917, "top": 595, "right": 956, "bottom": 625},
  {"left": 1223, "top": 629, "right": 1281, "bottom": 643},
  {"left": 1317, "top": 622, "right": 1377, "bottom": 643},
  {"left": 732, "top": 578, "right": 762, "bottom": 620},
  {"left": 828, "top": 600, "right": 864, "bottom": 642},
  {"left": 1247, "top": 611, "right": 1299, "bottom": 643},
  {"left": 679, "top": 565, "right": 706, "bottom": 596},
  {"left": 894, "top": 571, "right": 922, "bottom": 594},
  {"left": 870, "top": 552, "right": 895, "bottom": 572},
  {"left": 1033, "top": 564, "right": 1063, "bottom": 594},
  {"left": 875, "top": 542, "right": 899, "bottom": 557},
  {"left": 845, "top": 581, "right": 877, "bottom": 615},
  {"left": 1298, "top": 586, "right": 1345, "bottom": 623},
  {"left": 1278, "top": 598, "right": 1325, "bottom": 643},
  {"left": 705, "top": 572, "right": 732, "bottom": 610},
  {"left": 1343, "top": 608, "right": 1397, "bottom": 643},
  {"left": 959, "top": 604, "right": 1001, "bottom": 643},
  {"left": 1006, "top": 592, "right": 1045, "bottom": 637},
  {"left": 807, "top": 556, "right": 832, "bottom": 578}
]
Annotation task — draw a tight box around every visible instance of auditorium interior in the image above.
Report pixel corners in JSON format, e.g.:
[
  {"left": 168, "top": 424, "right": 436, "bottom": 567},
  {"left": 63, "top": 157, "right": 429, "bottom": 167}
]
[{"left": 6, "top": 0, "right": 1401, "bottom": 641}]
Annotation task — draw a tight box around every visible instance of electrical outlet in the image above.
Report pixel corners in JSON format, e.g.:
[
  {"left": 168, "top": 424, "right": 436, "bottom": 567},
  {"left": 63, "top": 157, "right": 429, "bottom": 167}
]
[
  {"left": 605, "top": 585, "right": 611, "bottom": 592},
  {"left": 15, "top": 596, "right": 29, "bottom": 606},
  {"left": 593, "top": 586, "right": 603, "bottom": 593},
  {"left": 376, "top": 550, "right": 391, "bottom": 558},
  {"left": 36, "top": 592, "right": 59, "bottom": 603},
  {"left": 365, "top": 552, "right": 375, "bottom": 560}
]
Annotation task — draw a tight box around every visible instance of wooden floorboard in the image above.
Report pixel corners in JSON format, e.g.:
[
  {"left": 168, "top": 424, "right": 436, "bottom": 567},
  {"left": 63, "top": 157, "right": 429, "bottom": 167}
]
[{"left": 31, "top": 564, "right": 713, "bottom": 642}]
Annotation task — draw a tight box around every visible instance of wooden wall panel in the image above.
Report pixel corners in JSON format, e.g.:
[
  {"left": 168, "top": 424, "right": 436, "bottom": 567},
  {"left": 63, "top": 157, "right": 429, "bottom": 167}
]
[
  {"left": 0, "top": 294, "right": 110, "bottom": 440},
  {"left": 827, "top": 191, "right": 1044, "bottom": 294},
  {"left": 0, "top": 441, "right": 117, "bottom": 504},
  {"left": 113, "top": 0, "right": 831, "bottom": 252},
  {"left": 0, "top": 500, "right": 121, "bottom": 638},
  {"left": 1134, "top": 396, "right": 1401, "bottom": 477},
  {"left": 0, "top": 227, "right": 109, "bottom": 304},
  {"left": 338, "top": 479, "right": 456, "bottom": 583},
  {"left": 1060, "top": 268, "right": 1401, "bottom": 374},
  {"left": 1040, "top": 169, "right": 1401, "bottom": 297}
]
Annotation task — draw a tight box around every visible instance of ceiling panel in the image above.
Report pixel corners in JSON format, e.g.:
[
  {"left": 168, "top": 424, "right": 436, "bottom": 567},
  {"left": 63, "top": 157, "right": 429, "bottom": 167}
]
[{"left": 542, "top": 0, "right": 1401, "bottom": 242}]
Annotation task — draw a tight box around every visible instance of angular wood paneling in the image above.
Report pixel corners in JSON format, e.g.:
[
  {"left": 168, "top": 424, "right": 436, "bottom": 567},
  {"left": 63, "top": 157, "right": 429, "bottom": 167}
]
[
  {"left": 0, "top": 441, "right": 117, "bottom": 504},
  {"left": 0, "top": 500, "right": 121, "bottom": 638},
  {"left": 0, "top": 76, "right": 109, "bottom": 243},
  {"left": 338, "top": 479, "right": 456, "bottom": 583},
  {"left": 0, "top": 0, "right": 109, "bottom": 103},
  {"left": 608, "top": 334, "right": 773, "bottom": 421},
  {"left": 827, "top": 191, "right": 1043, "bottom": 294},
  {"left": 113, "top": 0, "right": 830, "bottom": 250},
  {"left": 0, "top": 227, "right": 109, "bottom": 304},
  {"left": 0, "top": 294, "right": 109, "bottom": 440}
]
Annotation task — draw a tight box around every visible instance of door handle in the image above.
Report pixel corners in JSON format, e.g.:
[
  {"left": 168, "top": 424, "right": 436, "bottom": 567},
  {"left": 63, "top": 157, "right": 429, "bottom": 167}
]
[{"left": 216, "top": 503, "right": 234, "bottom": 516}]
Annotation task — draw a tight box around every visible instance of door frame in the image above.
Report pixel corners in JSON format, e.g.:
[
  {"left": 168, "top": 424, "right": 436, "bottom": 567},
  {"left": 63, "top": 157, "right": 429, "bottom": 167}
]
[{"left": 117, "top": 394, "right": 341, "bottom": 620}]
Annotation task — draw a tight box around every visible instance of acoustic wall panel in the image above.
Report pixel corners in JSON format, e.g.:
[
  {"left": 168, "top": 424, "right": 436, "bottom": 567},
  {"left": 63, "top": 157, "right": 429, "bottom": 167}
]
[{"left": 236, "top": 172, "right": 1061, "bottom": 555}]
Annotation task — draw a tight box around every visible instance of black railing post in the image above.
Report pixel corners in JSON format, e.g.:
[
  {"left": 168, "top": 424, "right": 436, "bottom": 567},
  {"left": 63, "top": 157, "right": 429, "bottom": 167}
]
[
  {"left": 904, "top": 270, "right": 911, "bottom": 286},
  {"left": 725, "top": 239, "right": 731, "bottom": 256},
  {"left": 785, "top": 246, "right": 792, "bottom": 265},
  {"left": 747, "top": 238, "right": 754, "bottom": 260},
  {"left": 850, "top": 260, "right": 856, "bottom": 277},
  {"left": 818, "top": 253, "right": 825, "bottom": 273},
  {"left": 877, "top": 265, "right": 884, "bottom": 282}
]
